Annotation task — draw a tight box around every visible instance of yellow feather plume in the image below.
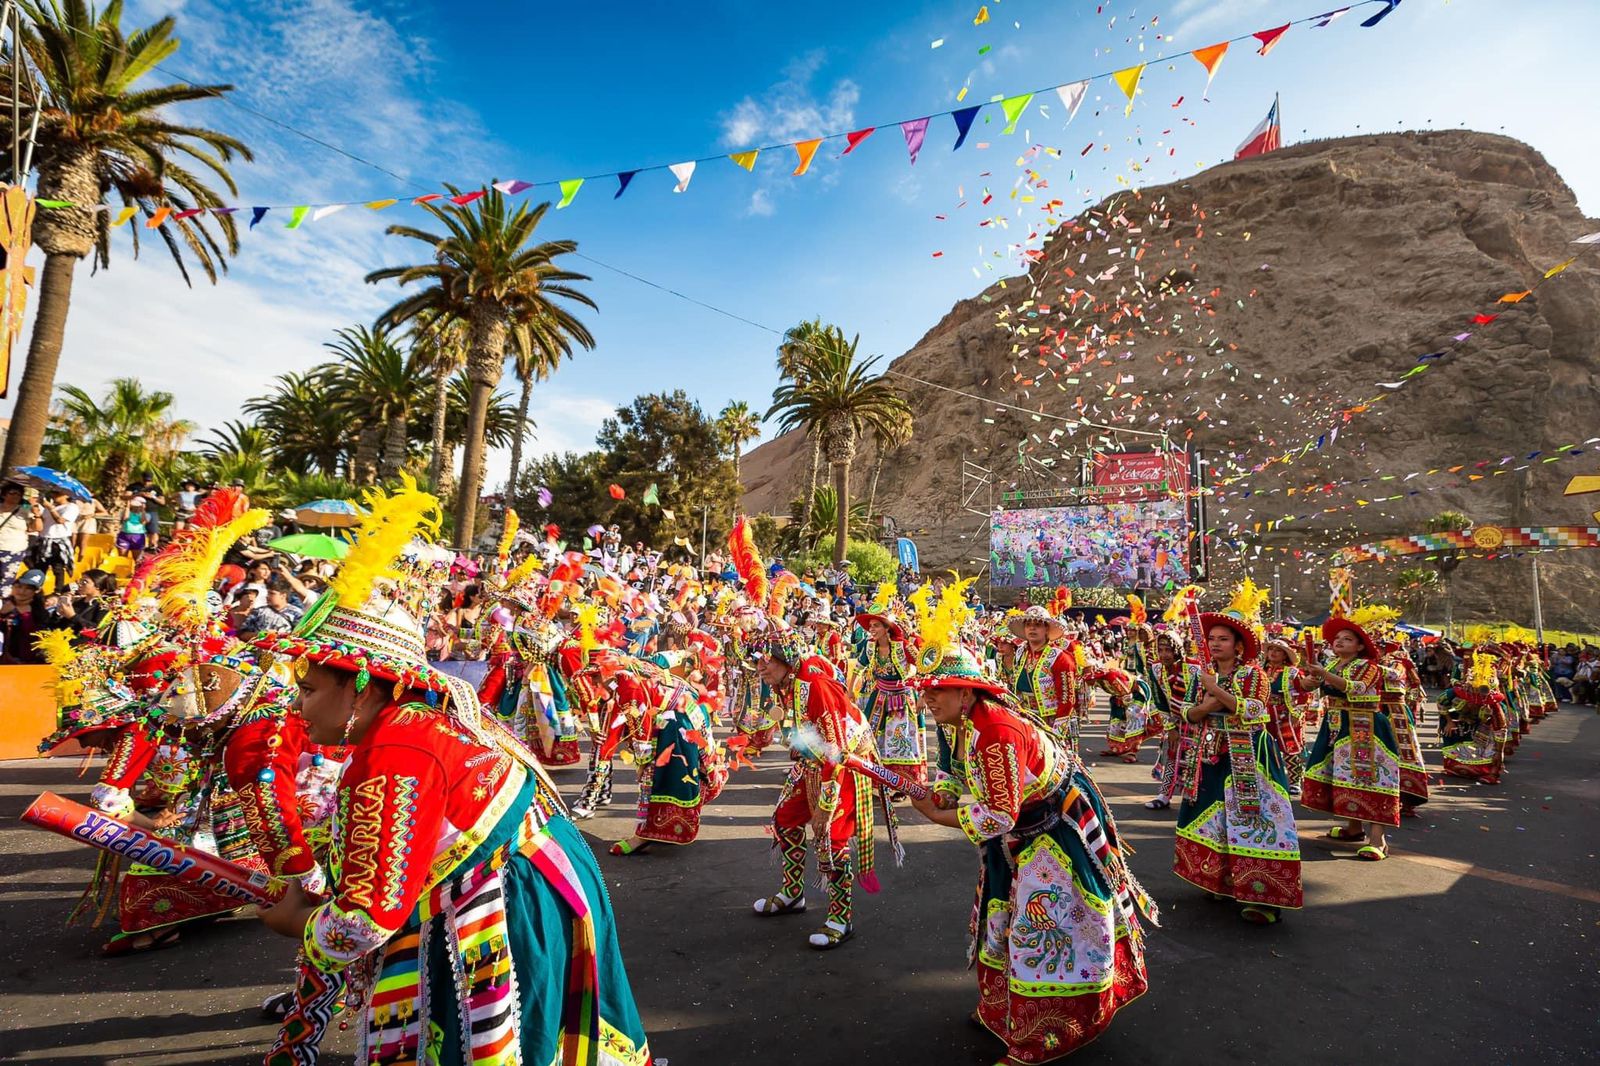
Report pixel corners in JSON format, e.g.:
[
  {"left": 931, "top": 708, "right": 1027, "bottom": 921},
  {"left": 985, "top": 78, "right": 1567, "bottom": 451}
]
[
  {"left": 769, "top": 571, "right": 799, "bottom": 619},
  {"left": 1226, "top": 577, "right": 1269, "bottom": 624},
  {"left": 1462, "top": 623, "right": 1496, "bottom": 648},
  {"left": 331, "top": 476, "right": 441, "bottom": 610},
  {"left": 574, "top": 602, "right": 601, "bottom": 662},
  {"left": 501, "top": 552, "right": 541, "bottom": 593},
  {"left": 1163, "top": 585, "right": 1202, "bottom": 624},
  {"left": 1467, "top": 651, "right": 1498, "bottom": 689},
  {"left": 868, "top": 580, "right": 896, "bottom": 616},
  {"left": 922, "top": 577, "right": 975, "bottom": 655},
  {"left": 1347, "top": 603, "right": 1401, "bottom": 632},
  {"left": 33, "top": 629, "right": 79, "bottom": 671},
  {"left": 1125, "top": 594, "right": 1147, "bottom": 626},
  {"left": 150, "top": 507, "right": 271, "bottom": 629},
  {"left": 907, "top": 584, "right": 934, "bottom": 633},
  {"left": 494, "top": 511, "right": 519, "bottom": 571}
]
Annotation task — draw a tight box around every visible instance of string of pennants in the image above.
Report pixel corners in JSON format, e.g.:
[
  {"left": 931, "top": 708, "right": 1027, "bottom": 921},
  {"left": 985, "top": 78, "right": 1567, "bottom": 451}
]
[
  {"left": 1335, "top": 526, "right": 1600, "bottom": 565},
  {"left": 1210, "top": 228, "right": 1600, "bottom": 490},
  {"left": 29, "top": 0, "right": 1405, "bottom": 228}
]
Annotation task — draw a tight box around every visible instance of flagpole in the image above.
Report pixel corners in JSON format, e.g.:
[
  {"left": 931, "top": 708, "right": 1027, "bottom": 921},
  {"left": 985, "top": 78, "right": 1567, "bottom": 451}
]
[{"left": 1276, "top": 92, "right": 1283, "bottom": 148}]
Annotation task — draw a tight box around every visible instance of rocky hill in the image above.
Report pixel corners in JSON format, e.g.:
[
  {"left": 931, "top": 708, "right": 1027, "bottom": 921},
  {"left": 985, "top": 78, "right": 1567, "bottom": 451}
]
[{"left": 740, "top": 131, "right": 1600, "bottom": 631}]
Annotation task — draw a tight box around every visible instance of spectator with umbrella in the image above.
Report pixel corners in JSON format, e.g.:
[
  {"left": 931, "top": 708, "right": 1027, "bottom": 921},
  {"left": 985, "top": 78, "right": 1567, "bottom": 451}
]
[{"left": 37, "top": 489, "right": 81, "bottom": 591}]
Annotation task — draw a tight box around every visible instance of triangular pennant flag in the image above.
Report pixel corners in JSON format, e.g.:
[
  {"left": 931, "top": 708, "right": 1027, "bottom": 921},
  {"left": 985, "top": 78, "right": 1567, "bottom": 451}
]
[
  {"left": 1253, "top": 24, "right": 1290, "bottom": 55},
  {"left": 412, "top": 193, "right": 443, "bottom": 204},
  {"left": 34, "top": 199, "right": 72, "bottom": 208},
  {"left": 557, "top": 178, "right": 584, "bottom": 208},
  {"left": 668, "top": 161, "right": 696, "bottom": 193},
  {"left": 1192, "top": 42, "right": 1228, "bottom": 97},
  {"left": 728, "top": 150, "right": 759, "bottom": 171},
  {"left": 284, "top": 206, "right": 310, "bottom": 230},
  {"left": 1055, "top": 80, "right": 1089, "bottom": 123},
  {"left": 1498, "top": 290, "right": 1532, "bottom": 303},
  {"left": 999, "top": 93, "right": 1033, "bottom": 134},
  {"left": 1112, "top": 64, "right": 1145, "bottom": 115},
  {"left": 951, "top": 105, "right": 981, "bottom": 150},
  {"left": 841, "top": 127, "right": 875, "bottom": 155},
  {"left": 211, "top": 207, "right": 238, "bottom": 217},
  {"left": 311, "top": 204, "right": 348, "bottom": 222},
  {"left": 449, "top": 190, "right": 486, "bottom": 206},
  {"left": 1471, "top": 313, "right": 1499, "bottom": 325},
  {"left": 615, "top": 171, "right": 636, "bottom": 198},
  {"left": 642, "top": 483, "right": 660, "bottom": 507},
  {"left": 365, "top": 199, "right": 398, "bottom": 210},
  {"left": 493, "top": 179, "right": 534, "bottom": 195},
  {"left": 1570, "top": 231, "right": 1600, "bottom": 244},
  {"left": 171, "top": 208, "right": 204, "bottom": 221},
  {"left": 792, "top": 138, "right": 822, "bottom": 175},
  {"left": 249, "top": 207, "right": 270, "bottom": 229},
  {"left": 901, "top": 117, "right": 929, "bottom": 164},
  {"left": 145, "top": 206, "right": 172, "bottom": 228},
  {"left": 1360, "top": 0, "right": 1401, "bottom": 27},
  {"left": 1314, "top": 7, "right": 1350, "bottom": 27},
  {"left": 1544, "top": 256, "right": 1576, "bottom": 278},
  {"left": 111, "top": 206, "right": 137, "bottom": 227}
]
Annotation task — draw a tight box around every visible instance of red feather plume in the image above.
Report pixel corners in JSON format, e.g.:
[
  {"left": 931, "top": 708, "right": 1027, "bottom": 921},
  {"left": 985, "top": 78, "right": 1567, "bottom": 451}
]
[{"left": 728, "top": 515, "right": 768, "bottom": 608}]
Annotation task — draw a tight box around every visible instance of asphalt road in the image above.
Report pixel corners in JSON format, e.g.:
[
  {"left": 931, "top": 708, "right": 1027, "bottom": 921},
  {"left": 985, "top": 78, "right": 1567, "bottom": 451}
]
[{"left": 2, "top": 703, "right": 1597, "bottom": 1066}]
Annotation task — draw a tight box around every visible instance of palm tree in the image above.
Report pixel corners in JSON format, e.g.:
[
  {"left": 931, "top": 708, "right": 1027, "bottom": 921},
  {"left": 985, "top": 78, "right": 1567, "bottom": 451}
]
[
  {"left": 442, "top": 371, "right": 523, "bottom": 465},
  {"left": 198, "top": 418, "right": 272, "bottom": 460},
  {"left": 768, "top": 330, "right": 910, "bottom": 565},
  {"left": 1393, "top": 566, "right": 1439, "bottom": 622},
  {"left": 864, "top": 408, "right": 913, "bottom": 523},
  {"left": 775, "top": 319, "right": 842, "bottom": 527},
  {"left": 366, "top": 190, "right": 593, "bottom": 545},
  {"left": 1427, "top": 510, "right": 1472, "bottom": 635},
  {"left": 44, "top": 377, "right": 193, "bottom": 500},
  {"left": 716, "top": 400, "right": 763, "bottom": 483},
  {"left": 504, "top": 303, "right": 595, "bottom": 507},
  {"left": 243, "top": 369, "right": 348, "bottom": 476},
  {"left": 0, "top": 1, "right": 252, "bottom": 472},
  {"left": 791, "top": 486, "right": 869, "bottom": 549},
  {"left": 324, "top": 326, "right": 426, "bottom": 483},
  {"left": 407, "top": 310, "right": 468, "bottom": 492}
]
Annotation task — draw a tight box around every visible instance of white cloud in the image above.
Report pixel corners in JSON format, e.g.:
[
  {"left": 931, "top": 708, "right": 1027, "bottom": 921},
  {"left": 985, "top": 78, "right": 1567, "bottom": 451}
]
[
  {"left": 1165, "top": 0, "right": 1271, "bottom": 45},
  {"left": 746, "top": 188, "right": 775, "bottom": 217},
  {"left": 718, "top": 50, "right": 859, "bottom": 147}
]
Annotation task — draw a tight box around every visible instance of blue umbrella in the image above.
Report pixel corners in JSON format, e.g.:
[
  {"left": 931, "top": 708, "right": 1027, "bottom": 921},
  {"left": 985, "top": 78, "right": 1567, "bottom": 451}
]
[
  {"left": 10, "top": 465, "right": 94, "bottom": 501},
  {"left": 293, "top": 498, "right": 362, "bottom": 529}
]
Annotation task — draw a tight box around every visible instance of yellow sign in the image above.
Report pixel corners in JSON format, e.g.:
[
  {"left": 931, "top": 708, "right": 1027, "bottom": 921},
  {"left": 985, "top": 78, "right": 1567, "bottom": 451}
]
[
  {"left": 1471, "top": 526, "right": 1504, "bottom": 550},
  {"left": 1565, "top": 473, "right": 1600, "bottom": 523}
]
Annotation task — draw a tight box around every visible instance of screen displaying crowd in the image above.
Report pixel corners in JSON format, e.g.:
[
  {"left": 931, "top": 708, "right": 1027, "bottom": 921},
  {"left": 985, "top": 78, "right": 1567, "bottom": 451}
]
[{"left": 989, "top": 499, "right": 1190, "bottom": 590}]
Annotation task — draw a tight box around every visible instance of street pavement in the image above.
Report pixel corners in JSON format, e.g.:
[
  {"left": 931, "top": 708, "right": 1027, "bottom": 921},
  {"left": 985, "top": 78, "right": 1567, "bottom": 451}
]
[{"left": 2, "top": 702, "right": 1597, "bottom": 1065}]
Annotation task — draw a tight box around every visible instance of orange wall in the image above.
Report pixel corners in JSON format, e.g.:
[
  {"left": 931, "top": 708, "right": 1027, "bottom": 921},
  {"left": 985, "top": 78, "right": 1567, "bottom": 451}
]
[{"left": 0, "top": 666, "right": 59, "bottom": 760}]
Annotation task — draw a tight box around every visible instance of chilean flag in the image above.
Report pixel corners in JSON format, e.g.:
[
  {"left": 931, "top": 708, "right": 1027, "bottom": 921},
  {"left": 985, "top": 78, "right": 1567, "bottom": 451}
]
[{"left": 1234, "top": 95, "right": 1282, "bottom": 159}]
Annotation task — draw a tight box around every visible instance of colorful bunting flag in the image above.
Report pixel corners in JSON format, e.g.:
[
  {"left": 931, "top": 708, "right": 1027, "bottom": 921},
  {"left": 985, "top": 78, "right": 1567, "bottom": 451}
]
[
  {"left": 901, "top": 118, "right": 929, "bottom": 164},
  {"left": 842, "top": 127, "right": 875, "bottom": 155},
  {"left": 249, "top": 207, "right": 269, "bottom": 229},
  {"left": 1360, "top": 0, "right": 1402, "bottom": 27},
  {"left": 146, "top": 207, "right": 172, "bottom": 228},
  {"left": 449, "top": 190, "right": 485, "bottom": 206},
  {"left": 1471, "top": 313, "right": 1499, "bottom": 325},
  {"left": 557, "top": 178, "right": 583, "bottom": 208},
  {"left": 493, "top": 179, "right": 534, "bottom": 195},
  {"left": 951, "top": 105, "right": 981, "bottom": 150},
  {"left": 615, "top": 171, "right": 636, "bottom": 198},
  {"left": 1000, "top": 93, "right": 1033, "bottom": 134},
  {"left": 311, "top": 204, "right": 347, "bottom": 222},
  {"left": 792, "top": 138, "right": 822, "bottom": 175},
  {"left": 1253, "top": 24, "right": 1290, "bottom": 55},
  {"left": 1572, "top": 231, "right": 1600, "bottom": 244},
  {"left": 111, "top": 206, "right": 137, "bottom": 227},
  {"left": 1192, "top": 42, "right": 1228, "bottom": 97},
  {"left": 212, "top": 207, "right": 238, "bottom": 216},
  {"left": 285, "top": 206, "right": 310, "bottom": 229},
  {"left": 1498, "top": 290, "right": 1532, "bottom": 303},
  {"left": 728, "top": 150, "right": 759, "bottom": 171},
  {"left": 412, "top": 193, "right": 443, "bottom": 204},
  {"left": 1544, "top": 256, "right": 1576, "bottom": 278},
  {"left": 1112, "top": 64, "right": 1145, "bottom": 115},
  {"left": 1055, "top": 80, "right": 1089, "bottom": 124},
  {"left": 669, "top": 161, "right": 695, "bottom": 193},
  {"left": 642, "top": 483, "right": 660, "bottom": 507},
  {"left": 1314, "top": 6, "right": 1351, "bottom": 26},
  {"left": 365, "top": 199, "right": 398, "bottom": 210}
]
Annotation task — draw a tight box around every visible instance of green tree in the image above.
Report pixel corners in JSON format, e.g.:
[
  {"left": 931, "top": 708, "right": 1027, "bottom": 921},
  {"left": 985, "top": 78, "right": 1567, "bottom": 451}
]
[
  {"left": 366, "top": 190, "right": 592, "bottom": 545},
  {"left": 1426, "top": 510, "right": 1472, "bottom": 635},
  {"left": 716, "top": 400, "right": 763, "bottom": 483},
  {"left": 405, "top": 310, "right": 469, "bottom": 493},
  {"left": 768, "top": 329, "right": 910, "bottom": 565},
  {"left": 1394, "top": 566, "right": 1439, "bottom": 621},
  {"left": 1, "top": 0, "right": 251, "bottom": 472},
  {"left": 44, "top": 377, "right": 193, "bottom": 500},
  {"left": 504, "top": 304, "right": 595, "bottom": 508},
  {"left": 243, "top": 369, "right": 348, "bottom": 476},
  {"left": 774, "top": 318, "right": 842, "bottom": 527},
  {"left": 787, "top": 486, "right": 869, "bottom": 550},
  {"left": 798, "top": 536, "right": 897, "bottom": 586},
  {"left": 324, "top": 325, "right": 428, "bottom": 483}
]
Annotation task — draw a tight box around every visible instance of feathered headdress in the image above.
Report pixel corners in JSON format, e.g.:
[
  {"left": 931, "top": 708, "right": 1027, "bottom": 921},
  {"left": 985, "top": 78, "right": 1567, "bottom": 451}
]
[
  {"left": 33, "top": 629, "right": 80, "bottom": 672},
  {"left": 1347, "top": 603, "right": 1401, "bottom": 635},
  {"left": 328, "top": 476, "right": 441, "bottom": 612},
  {"left": 728, "top": 515, "right": 768, "bottom": 609},
  {"left": 769, "top": 570, "right": 799, "bottom": 619},
  {"left": 1467, "top": 651, "right": 1498, "bottom": 690},
  {"left": 1163, "top": 585, "right": 1202, "bottom": 624},
  {"left": 1125, "top": 594, "right": 1147, "bottom": 626},
  {"left": 494, "top": 511, "right": 520, "bottom": 575},
  {"left": 574, "top": 602, "right": 602, "bottom": 664},
  {"left": 917, "top": 577, "right": 976, "bottom": 671},
  {"left": 907, "top": 584, "right": 934, "bottom": 634},
  {"left": 1226, "top": 577, "right": 1269, "bottom": 625},
  {"left": 148, "top": 507, "right": 272, "bottom": 631},
  {"left": 868, "top": 580, "right": 895, "bottom": 615}
]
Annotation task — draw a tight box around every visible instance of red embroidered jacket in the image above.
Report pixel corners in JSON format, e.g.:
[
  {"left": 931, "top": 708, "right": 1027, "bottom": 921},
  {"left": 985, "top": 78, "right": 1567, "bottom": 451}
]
[
  {"left": 303, "top": 702, "right": 518, "bottom": 973},
  {"left": 221, "top": 711, "right": 323, "bottom": 880}
]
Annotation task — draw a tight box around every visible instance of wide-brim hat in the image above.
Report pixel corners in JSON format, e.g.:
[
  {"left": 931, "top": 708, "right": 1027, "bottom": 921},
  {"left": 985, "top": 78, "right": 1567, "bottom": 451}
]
[
  {"left": 912, "top": 644, "right": 1008, "bottom": 698},
  {"left": 1199, "top": 612, "right": 1262, "bottom": 662},
  {"left": 255, "top": 592, "right": 448, "bottom": 693},
  {"left": 747, "top": 625, "right": 808, "bottom": 666},
  {"left": 854, "top": 612, "right": 906, "bottom": 640},
  {"left": 1008, "top": 605, "right": 1065, "bottom": 640},
  {"left": 1262, "top": 637, "right": 1300, "bottom": 666},
  {"left": 1322, "top": 617, "right": 1380, "bottom": 661},
  {"left": 37, "top": 677, "right": 142, "bottom": 754}
]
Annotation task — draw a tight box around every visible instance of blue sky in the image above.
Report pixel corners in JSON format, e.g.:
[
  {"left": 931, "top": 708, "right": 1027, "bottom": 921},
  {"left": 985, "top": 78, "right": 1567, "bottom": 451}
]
[{"left": 9, "top": 0, "right": 1597, "bottom": 488}]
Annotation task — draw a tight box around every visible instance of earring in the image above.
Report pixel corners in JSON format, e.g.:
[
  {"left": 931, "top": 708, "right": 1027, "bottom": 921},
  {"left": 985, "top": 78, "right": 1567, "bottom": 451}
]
[{"left": 340, "top": 712, "right": 358, "bottom": 746}]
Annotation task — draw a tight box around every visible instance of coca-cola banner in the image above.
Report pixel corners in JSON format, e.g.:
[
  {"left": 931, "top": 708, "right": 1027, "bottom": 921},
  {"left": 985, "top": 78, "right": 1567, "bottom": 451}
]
[{"left": 1091, "top": 450, "right": 1189, "bottom": 501}]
